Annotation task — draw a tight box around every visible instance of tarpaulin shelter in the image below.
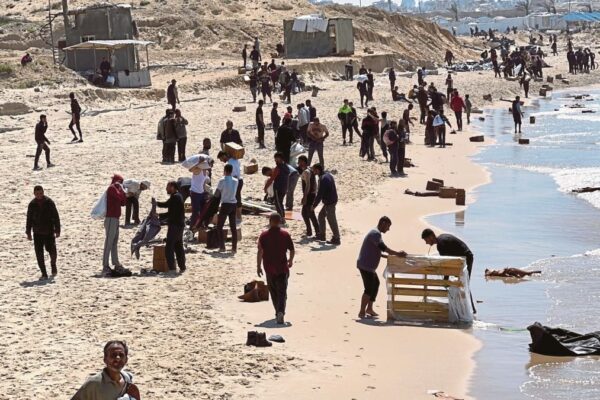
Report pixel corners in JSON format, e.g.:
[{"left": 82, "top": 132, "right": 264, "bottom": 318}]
[
  {"left": 562, "top": 12, "right": 600, "bottom": 23},
  {"left": 284, "top": 16, "right": 354, "bottom": 59},
  {"left": 63, "top": 40, "right": 153, "bottom": 87}
]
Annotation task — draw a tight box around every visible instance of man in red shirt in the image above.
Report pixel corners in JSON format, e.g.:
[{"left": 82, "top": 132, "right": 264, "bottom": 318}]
[
  {"left": 257, "top": 212, "right": 295, "bottom": 324},
  {"left": 450, "top": 89, "right": 466, "bottom": 131},
  {"left": 103, "top": 174, "right": 127, "bottom": 276}
]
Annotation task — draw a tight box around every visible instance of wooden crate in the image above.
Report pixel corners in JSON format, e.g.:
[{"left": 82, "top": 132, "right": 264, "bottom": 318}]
[
  {"left": 224, "top": 142, "right": 245, "bottom": 159},
  {"left": 455, "top": 189, "right": 466, "bottom": 206},
  {"left": 439, "top": 187, "right": 457, "bottom": 199},
  {"left": 152, "top": 245, "right": 169, "bottom": 273},
  {"left": 244, "top": 163, "right": 258, "bottom": 174},
  {"left": 385, "top": 255, "right": 470, "bottom": 324}
]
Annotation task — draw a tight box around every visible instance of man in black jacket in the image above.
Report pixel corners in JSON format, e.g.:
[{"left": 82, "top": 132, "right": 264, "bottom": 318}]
[
  {"left": 33, "top": 114, "right": 53, "bottom": 171},
  {"left": 154, "top": 181, "right": 186, "bottom": 272},
  {"left": 275, "top": 114, "right": 295, "bottom": 163},
  {"left": 26, "top": 185, "right": 60, "bottom": 279},
  {"left": 69, "top": 92, "right": 83, "bottom": 142}
]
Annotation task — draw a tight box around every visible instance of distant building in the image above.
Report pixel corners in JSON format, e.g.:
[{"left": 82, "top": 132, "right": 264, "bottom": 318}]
[
  {"left": 60, "top": 3, "right": 152, "bottom": 87},
  {"left": 284, "top": 16, "right": 354, "bottom": 58},
  {"left": 401, "top": 0, "right": 416, "bottom": 10}
]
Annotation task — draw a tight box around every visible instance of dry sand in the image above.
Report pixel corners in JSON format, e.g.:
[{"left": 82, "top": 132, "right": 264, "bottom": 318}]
[{"left": 1, "top": 21, "right": 600, "bottom": 399}]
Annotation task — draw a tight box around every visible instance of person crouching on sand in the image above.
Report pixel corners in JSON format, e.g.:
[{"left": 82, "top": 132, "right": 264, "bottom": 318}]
[{"left": 356, "top": 216, "right": 406, "bottom": 319}]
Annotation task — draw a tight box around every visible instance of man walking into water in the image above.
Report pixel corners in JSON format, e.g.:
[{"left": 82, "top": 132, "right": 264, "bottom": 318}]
[
  {"left": 69, "top": 92, "right": 83, "bottom": 142},
  {"left": 357, "top": 216, "right": 406, "bottom": 319},
  {"left": 26, "top": 185, "right": 60, "bottom": 280},
  {"left": 512, "top": 96, "right": 523, "bottom": 134}
]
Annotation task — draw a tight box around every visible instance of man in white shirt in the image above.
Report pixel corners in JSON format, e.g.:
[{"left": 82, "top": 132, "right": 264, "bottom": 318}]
[
  {"left": 217, "top": 151, "right": 244, "bottom": 210},
  {"left": 190, "top": 170, "right": 209, "bottom": 227},
  {"left": 123, "top": 179, "right": 150, "bottom": 226},
  {"left": 297, "top": 102, "right": 310, "bottom": 144},
  {"left": 215, "top": 163, "right": 239, "bottom": 253}
]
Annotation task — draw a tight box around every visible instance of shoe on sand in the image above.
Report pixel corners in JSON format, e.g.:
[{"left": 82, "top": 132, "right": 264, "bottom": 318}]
[
  {"left": 255, "top": 332, "right": 272, "bottom": 347},
  {"left": 102, "top": 266, "right": 113, "bottom": 277},
  {"left": 246, "top": 331, "right": 257, "bottom": 346}
]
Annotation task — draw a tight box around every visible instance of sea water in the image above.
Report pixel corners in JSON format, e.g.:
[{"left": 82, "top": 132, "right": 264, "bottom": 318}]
[{"left": 427, "top": 89, "right": 600, "bottom": 399}]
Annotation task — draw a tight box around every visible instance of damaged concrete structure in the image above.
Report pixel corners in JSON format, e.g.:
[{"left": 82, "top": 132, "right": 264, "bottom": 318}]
[{"left": 284, "top": 16, "right": 354, "bottom": 59}]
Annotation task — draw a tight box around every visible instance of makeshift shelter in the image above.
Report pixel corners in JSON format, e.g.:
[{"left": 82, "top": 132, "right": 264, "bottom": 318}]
[
  {"left": 284, "top": 15, "right": 354, "bottom": 59},
  {"left": 384, "top": 255, "right": 473, "bottom": 324},
  {"left": 562, "top": 12, "right": 600, "bottom": 23},
  {"left": 63, "top": 40, "right": 153, "bottom": 87}
]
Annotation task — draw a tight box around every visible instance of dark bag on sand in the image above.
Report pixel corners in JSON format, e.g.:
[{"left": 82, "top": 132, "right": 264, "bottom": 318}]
[
  {"left": 527, "top": 322, "right": 600, "bottom": 356},
  {"left": 110, "top": 266, "right": 133, "bottom": 278},
  {"left": 206, "top": 227, "right": 220, "bottom": 249}
]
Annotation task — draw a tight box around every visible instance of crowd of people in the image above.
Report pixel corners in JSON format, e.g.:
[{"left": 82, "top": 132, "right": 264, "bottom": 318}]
[{"left": 30, "top": 30, "right": 588, "bottom": 398}]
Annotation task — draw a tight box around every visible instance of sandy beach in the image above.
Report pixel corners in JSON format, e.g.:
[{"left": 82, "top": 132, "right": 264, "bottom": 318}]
[{"left": 2, "top": 2, "right": 600, "bottom": 396}]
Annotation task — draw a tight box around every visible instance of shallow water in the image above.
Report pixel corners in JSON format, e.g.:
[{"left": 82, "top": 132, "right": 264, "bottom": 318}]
[{"left": 428, "top": 90, "right": 600, "bottom": 399}]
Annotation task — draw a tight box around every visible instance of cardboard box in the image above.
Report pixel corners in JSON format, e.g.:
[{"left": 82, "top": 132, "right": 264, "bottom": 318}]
[
  {"left": 244, "top": 163, "right": 258, "bottom": 174},
  {"left": 153, "top": 245, "right": 169, "bottom": 273},
  {"left": 439, "top": 187, "right": 457, "bottom": 199},
  {"left": 232, "top": 106, "right": 246, "bottom": 112},
  {"left": 469, "top": 135, "right": 484, "bottom": 142},
  {"left": 455, "top": 189, "right": 466, "bottom": 206},
  {"left": 530, "top": 116, "right": 536, "bottom": 124},
  {"left": 197, "top": 228, "right": 209, "bottom": 244},
  {"left": 519, "top": 138, "right": 530, "bottom": 145},
  {"left": 426, "top": 180, "right": 442, "bottom": 191},
  {"left": 224, "top": 142, "right": 245, "bottom": 159}
]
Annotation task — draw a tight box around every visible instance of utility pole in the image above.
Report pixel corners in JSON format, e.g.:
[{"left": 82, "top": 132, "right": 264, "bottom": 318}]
[{"left": 48, "top": 0, "right": 56, "bottom": 64}]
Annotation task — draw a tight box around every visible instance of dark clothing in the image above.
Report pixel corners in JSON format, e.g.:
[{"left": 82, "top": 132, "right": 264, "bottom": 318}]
[
  {"left": 273, "top": 163, "right": 290, "bottom": 193},
  {"left": 220, "top": 129, "right": 243, "bottom": 146},
  {"left": 35, "top": 122, "right": 49, "bottom": 144},
  {"left": 259, "top": 227, "right": 294, "bottom": 276},
  {"left": 125, "top": 196, "right": 140, "bottom": 225},
  {"left": 301, "top": 193, "right": 319, "bottom": 236},
  {"left": 273, "top": 188, "right": 286, "bottom": 219},
  {"left": 177, "top": 136, "right": 187, "bottom": 162},
  {"left": 165, "top": 224, "right": 185, "bottom": 271},
  {"left": 267, "top": 272, "right": 289, "bottom": 316},
  {"left": 359, "top": 268, "right": 380, "bottom": 301},
  {"left": 275, "top": 124, "right": 295, "bottom": 162},
  {"left": 271, "top": 108, "right": 281, "bottom": 133},
  {"left": 27, "top": 197, "right": 60, "bottom": 236},
  {"left": 34, "top": 143, "right": 51, "bottom": 168},
  {"left": 34, "top": 233, "right": 57, "bottom": 277},
  {"left": 314, "top": 172, "right": 338, "bottom": 207},
  {"left": 256, "top": 106, "right": 265, "bottom": 146},
  {"left": 436, "top": 233, "right": 473, "bottom": 275},
  {"left": 217, "top": 203, "right": 237, "bottom": 251},
  {"left": 308, "top": 106, "right": 317, "bottom": 122},
  {"left": 167, "top": 83, "right": 177, "bottom": 104},
  {"left": 70, "top": 98, "right": 81, "bottom": 116},
  {"left": 156, "top": 192, "right": 185, "bottom": 226}
]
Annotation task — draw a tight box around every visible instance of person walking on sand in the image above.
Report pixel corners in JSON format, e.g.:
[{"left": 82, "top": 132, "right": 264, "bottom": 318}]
[
  {"left": 465, "top": 94, "right": 472, "bottom": 125},
  {"left": 154, "top": 181, "right": 186, "bottom": 273},
  {"left": 388, "top": 67, "right": 396, "bottom": 91},
  {"left": 512, "top": 96, "right": 523, "bottom": 134},
  {"left": 276, "top": 113, "right": 295, "bottom": 163},
  {"left": 174, "top": 109, "right": 188, "bottom": 162},
  {"left": 220, "top": 120, "right": 243, "bottom": 148},
  {"left": 33, "top": 114, "right": 54, "bottom": 171},
  {"left": 357, "top": 216, "right": 406, "bottom": 319},
  {"left": 421, "top": 228, "right": 476, "bottom": 313},
  {"left": 215, "top": 163, "right": 239, "bottom": 253},
  {"left": 256, "top": 100, "right": 266, "bottom": 149},
  {"left": 297, "top": 155, "right": 319, "bottom": 237},
  {"left": 72, "top": 340, "right": 140, "bottom": 400},
  {"left": 264, "top": 152, "right": 289, "bottom": 220},
  {"left": 402, "top": 103, "right": 415, "bottom": 141},
  {"left": 249, "top": 46, "right": 261, "bottom": 69},
  {"left": 123, "top": 179, "right": 150, "bottom": 226},
  {"left": 271, "top": 102, "right": 281, "bottom": 134},
  {"left": 103, "top": 174, "right": 126, "bottom": 277},
  {"left": 345, "top": 59, "right": 354, "bottom": 81},
  {"left": 167, "top": 79, "right": 180, "bottom": 110},
  {"left": 69, "top": 92, "right": 83, "bottom": 142},
  {"left": 163, "top": 109, "right": 177, "bottom": 163},
  {"left": 450, "top": 89, "right": 466, "bottom": 131},
  {"left": 338, "top": 99, "right": 353, "bottom": 146},
  {"left": 257, "top": 212, "right": 295, "bottom": 325},
  {"left": 433, "top": 110, "right": 452, "bottom": 148},
  {"left": 306, "top": 117, "right": 329, "bottom": 167},
  {"left": 312, "top": 163, "right": 340, "bottom": 245},
  {"left": 242, "top": 44, "right": 248, "bottom": 68},
  {"left": 26, "top": 185, "right": 60, "bottom": 280}
]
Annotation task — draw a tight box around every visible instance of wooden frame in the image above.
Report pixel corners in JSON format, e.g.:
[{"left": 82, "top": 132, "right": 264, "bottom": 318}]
[{"left": 385, "top": 255, "right": 470, "bottom": 324}]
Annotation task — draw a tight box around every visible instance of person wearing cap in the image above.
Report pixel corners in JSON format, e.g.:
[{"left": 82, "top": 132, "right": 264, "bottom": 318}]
[
  {"left": 275, "top": 114, "right": 295, "bottom": 163},
  {"left": 103, "top": 175, "right": 127, "bottom": 276},
  {"left": 167, "top": 79, "right": 179, "bottom": 110},
  {"left": 123, "top": 179, "right": 151, "bottom": 226}
]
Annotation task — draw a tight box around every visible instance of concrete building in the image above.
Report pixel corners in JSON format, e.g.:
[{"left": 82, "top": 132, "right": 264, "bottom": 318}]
[
  {"left": 61, "top": 2, "right": 152, "bottom": 87},
  {"left": 283, "top": 16, "right": 354, "bottom": 59}
]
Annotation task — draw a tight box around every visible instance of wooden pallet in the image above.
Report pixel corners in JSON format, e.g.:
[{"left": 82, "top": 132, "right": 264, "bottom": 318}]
[{"left": 385, "top": 255, "right": 469, "bottom": 324}]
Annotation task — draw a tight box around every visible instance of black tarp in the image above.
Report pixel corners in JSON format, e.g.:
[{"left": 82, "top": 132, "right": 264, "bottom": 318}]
[{"left": 527, "top": 322, "right": 600, "bottom": 356}]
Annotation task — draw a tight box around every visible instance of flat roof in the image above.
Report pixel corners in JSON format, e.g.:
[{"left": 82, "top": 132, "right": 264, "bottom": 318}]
[{"left": 64, "top": 40, "right": 153, "bottom": 51}]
